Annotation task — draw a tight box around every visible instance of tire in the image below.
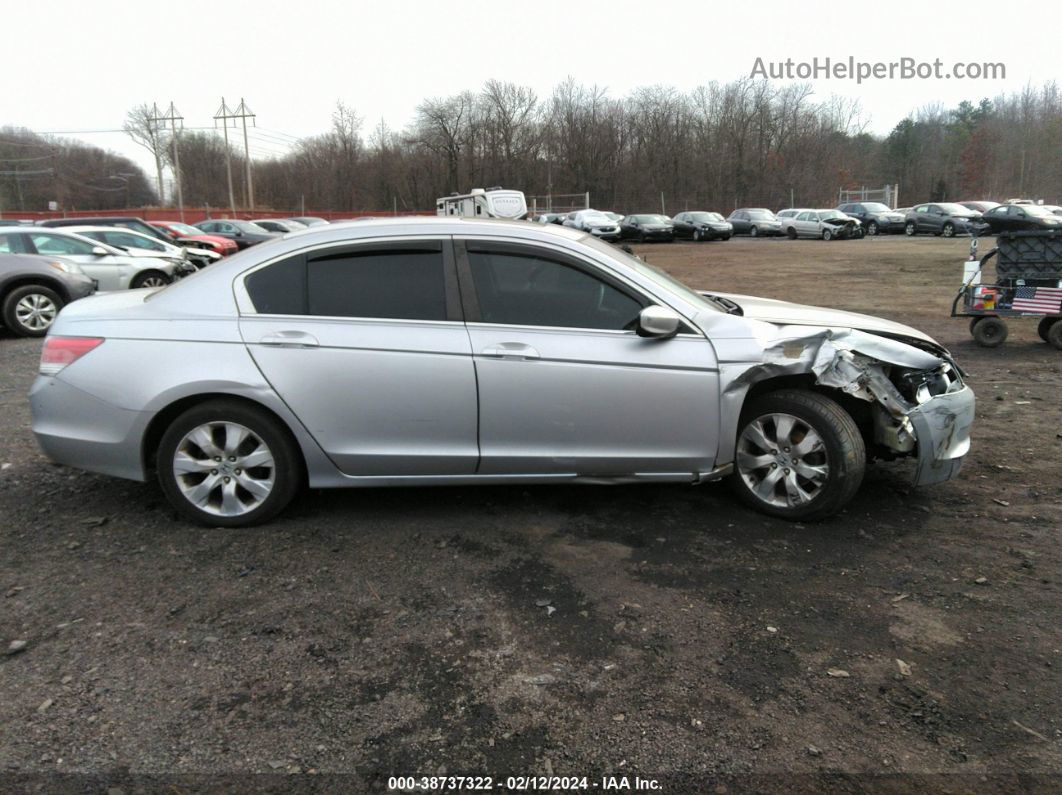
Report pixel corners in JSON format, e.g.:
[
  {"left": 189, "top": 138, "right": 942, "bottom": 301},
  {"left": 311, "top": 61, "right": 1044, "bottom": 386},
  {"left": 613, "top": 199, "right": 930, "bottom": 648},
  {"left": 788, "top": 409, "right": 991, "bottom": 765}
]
[
  {"left": 867, "top": 221, "right": 879, "bottom": 236},
  {"left": 638, "top": 232, "right": 646, "bottom": 243},
  {"left": 749, "top": 226, "right": 759, "bottom": 238},
  {"left": 693, "top": 229, "right": 702, "bottom": 242},
  {"left": 722, "top": 235, "right": 731, "bottom": 241},
  {"left": 729, "top": 389, "right": 865, "bottom": 521},
  {"left": 971, "top": 316, "right": 1008, "bottom": 348},
  {"left": 131, "top": 270, "right": 171, "bottom": 289},
  {"left": 1036, "top": 317, "right": 1055, "bottom": 342},
  {"left": 822, "top": 228, "right": 834, "bottom": 241},
  {"left": 786, "top": 227, "right": 797, "bottom": 240},
  {"left": 156, "top": 400, "right": 302, "bottom": 527},
  {"left": 905, "top": 222, "right": 916, "bottom": 236},
  {"left": 2, "top": 284, "right": 64, "bottom": 337},
  {"left": 942, "top": 222, "right": 955, "bottom": 238},
  {"left": 1047, "top": 319, "right": 1062, "bottom": 351}
]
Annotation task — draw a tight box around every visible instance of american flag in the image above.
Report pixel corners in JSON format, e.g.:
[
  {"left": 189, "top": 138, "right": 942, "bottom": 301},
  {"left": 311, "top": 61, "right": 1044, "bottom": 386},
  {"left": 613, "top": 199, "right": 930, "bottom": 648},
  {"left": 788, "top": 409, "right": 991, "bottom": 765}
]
[{"left": 1011, "top": 286, "right": 1062, "bottom": 314}]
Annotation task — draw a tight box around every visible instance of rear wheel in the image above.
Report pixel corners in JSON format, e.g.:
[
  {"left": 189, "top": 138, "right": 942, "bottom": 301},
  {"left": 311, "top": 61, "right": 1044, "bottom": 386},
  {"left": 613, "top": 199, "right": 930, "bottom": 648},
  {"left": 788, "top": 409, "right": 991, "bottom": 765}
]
[
  {"left": 693, "top": 229, "right": 702, "bottom": 242},
  {"left": 131, "top": 270, "right": 170, "bottom": 289},
  {"left": 3, "top": 284, "right": 63, "bottom": 337},
  {"left": 157, "top": 400, "right": 302, "bottom": 527},
  {"left": 750, "top": 226, "right": 759, "bottom": 238},
  {"left": 1047, "top": 319, "right": 1062, "bottom": 351},
  {"left": 729, "top": 389, "right": 865, "bottom": 521},
  {"left": 905, "top": 222, "right": 916, "bottom": 236},
  {"left": 971, "top": 316, "right": 1008, "bottom": 347},
  {"left": 786, "top": 227, "right": 797, "bottom": 240}
]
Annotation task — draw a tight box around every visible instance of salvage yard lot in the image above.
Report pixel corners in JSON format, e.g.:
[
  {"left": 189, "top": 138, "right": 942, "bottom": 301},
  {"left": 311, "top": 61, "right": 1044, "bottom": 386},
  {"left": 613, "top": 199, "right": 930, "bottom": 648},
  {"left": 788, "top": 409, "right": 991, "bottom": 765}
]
[{"left": 1, "top": 236, "right": 1059, "bottom": 789}]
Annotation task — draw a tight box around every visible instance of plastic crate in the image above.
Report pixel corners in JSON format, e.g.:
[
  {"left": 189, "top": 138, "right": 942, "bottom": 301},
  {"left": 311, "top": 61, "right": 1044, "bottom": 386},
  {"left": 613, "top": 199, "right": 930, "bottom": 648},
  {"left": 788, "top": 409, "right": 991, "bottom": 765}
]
[{"left": 995, "top": 231, "right": 1062, "bottom": 279}]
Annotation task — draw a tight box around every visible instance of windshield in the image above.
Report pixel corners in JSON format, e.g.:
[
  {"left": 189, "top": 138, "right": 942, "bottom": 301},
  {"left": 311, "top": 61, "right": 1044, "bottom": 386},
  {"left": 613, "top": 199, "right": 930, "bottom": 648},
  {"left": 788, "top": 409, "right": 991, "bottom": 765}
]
[
  {"left": 938, "top": 203, "right": 973, "bottom": 215},
  {"left": 863, "top": 203, "right": 891, "bottom": 213},
  {"left": 747, "top": 210, "right": 775, "bottom": 220},
  {"left": 579, "top": 234, "right": 721, "bottom": 314},
  {"left": 689, "top": 212, "right": 723, "bottom": 222},
  {"left": 582, "top": 212, "right": 611, "bottom": 223},
  {"left": 633, "top": 215, "right": 668, "bottom": 224},
  {"left": 168, "top": 223, "right": 202, "bottom": 235},
  {"left": 819, "top": 210, "right": 847, "bottom": 220}
]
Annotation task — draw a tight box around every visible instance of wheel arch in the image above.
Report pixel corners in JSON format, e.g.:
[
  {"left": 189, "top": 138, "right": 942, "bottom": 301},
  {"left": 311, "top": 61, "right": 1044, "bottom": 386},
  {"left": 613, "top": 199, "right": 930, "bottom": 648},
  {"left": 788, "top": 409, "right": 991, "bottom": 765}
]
[
  {"left": 1, "top": 275, "right": 72, "bottom": 304},
  {"left": 141, "top": 392, "right": 308, "bottom": 483},
  {"left": 739, "top": 375, "right": 875, "bottom": 451}
]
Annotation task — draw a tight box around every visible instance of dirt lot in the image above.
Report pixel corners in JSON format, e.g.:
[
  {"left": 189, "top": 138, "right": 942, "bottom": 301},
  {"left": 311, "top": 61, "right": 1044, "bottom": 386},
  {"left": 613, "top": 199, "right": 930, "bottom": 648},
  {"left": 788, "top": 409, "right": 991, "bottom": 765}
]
[{"left": 1, "top": 235, "right": 1059, "bottom": 792}]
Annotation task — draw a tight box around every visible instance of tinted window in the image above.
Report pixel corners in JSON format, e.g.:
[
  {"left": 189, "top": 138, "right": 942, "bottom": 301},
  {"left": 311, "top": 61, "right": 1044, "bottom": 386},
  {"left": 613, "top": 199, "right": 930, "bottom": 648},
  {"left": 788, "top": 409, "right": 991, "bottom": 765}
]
[
  {"left": 308, "top": 248, "right": 446, "bottom": 320},
  {"left": 468, "top": 249, "right": 643, "bottom": 330},
  {"left": 246, "top": 255, "right": 306, "bottom": 315},
  {"left": 0, "top": 233, "right": 29, "bottom": 253}
]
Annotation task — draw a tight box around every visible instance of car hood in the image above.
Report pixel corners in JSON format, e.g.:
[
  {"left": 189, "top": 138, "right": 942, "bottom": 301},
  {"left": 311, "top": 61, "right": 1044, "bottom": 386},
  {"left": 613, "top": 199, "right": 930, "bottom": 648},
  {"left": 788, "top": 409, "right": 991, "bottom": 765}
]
[
  {"left": 181, "top": 234, "right": 234, "bottom": 246},
  {"left": 703, "top": 291, "right": 938, "bottom": 346}
]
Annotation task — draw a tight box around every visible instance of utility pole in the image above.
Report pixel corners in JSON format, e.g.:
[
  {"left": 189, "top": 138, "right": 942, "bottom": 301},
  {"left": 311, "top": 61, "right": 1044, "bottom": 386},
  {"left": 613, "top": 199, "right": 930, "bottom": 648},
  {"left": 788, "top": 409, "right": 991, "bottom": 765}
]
[
  {"left": 234, "top": 98, "right": 257, "bottom": 212},
  {"left": 213, "top": 98, "right": 238, "bottom": 216},
  {"left": 149, "top": 102, "right": 165, "bottom": 204},
  {"left": 150, "top": 102, "right": 185, "bottom": 221}
]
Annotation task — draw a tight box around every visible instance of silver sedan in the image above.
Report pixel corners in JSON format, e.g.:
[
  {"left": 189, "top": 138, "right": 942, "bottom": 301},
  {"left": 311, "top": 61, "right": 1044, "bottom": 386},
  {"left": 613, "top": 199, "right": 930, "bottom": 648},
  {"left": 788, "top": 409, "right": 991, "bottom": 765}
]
[{"left": 30, "top": 218, "right": 974, "bottom": 527}]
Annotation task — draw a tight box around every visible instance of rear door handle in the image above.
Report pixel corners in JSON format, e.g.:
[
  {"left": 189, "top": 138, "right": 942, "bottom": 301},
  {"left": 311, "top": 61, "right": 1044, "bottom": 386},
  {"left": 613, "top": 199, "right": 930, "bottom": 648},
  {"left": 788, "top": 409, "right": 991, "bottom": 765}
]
[
  {"left": 259, "top": 331, "right": 319, "bottom": 348},
  {"left": 481, "top": 343, "right": 540, "bottom": 360}
]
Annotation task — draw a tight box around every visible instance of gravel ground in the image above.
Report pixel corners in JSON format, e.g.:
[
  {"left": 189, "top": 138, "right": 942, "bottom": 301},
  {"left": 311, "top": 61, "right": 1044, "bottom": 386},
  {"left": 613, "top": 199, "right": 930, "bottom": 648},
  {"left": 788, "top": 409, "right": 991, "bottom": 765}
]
[{"left": 0, "top": 235, "right": 1059, "bottom": 793}]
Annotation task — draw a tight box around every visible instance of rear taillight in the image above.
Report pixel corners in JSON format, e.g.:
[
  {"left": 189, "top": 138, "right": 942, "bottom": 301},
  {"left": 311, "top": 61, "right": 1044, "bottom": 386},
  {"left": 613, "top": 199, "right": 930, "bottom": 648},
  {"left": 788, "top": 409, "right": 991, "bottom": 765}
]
[{"left": 40, "top": 337, "right": 104, "bottom": 376}]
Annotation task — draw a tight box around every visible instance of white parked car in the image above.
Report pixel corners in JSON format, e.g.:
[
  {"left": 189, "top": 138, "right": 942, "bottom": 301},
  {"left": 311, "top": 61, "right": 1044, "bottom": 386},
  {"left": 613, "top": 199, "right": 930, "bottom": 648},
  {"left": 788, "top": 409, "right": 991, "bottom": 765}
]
[
  {"left": 563, "top": 210, "right": 621, "bottom": 241},
  {"left": 9, "top": 228, "right": 190, "bottom": 290},
  {"left": 66, "top": 226, "right": 218, "bottom": 270},
  {"left": 777, "top": 209, "right": 863, "bottom": 240}
]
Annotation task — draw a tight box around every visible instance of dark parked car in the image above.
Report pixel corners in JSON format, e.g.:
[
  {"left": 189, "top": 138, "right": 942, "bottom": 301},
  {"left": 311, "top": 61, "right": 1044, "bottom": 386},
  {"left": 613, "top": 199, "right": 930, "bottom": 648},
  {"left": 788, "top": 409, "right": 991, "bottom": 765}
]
[
  {"left": 671, "top": 211, "right": 733, "bottom": 241},
  {"left": 0, "top": 219, "right": 31, "bottom": 226},
  {"left": 40, "top": 216, "right": 172, "bottom": 243},
  {"left": 194, "top": 219, "right": 279, "bottom": 249},
  {"left": 286, "top": 217, "right": 329, "bottom": 227},
  {"left": 726, "top": 208, "right": 783, "bottom": 237},
  {"left": 1039, "top": 205, "right": 1062, "bottom": 217},
  {"left": 0, "top": 252, "right": 95, "bottom": 337},
  {"left": 836, "top": 202, "right": 906, "bottom": 235},
  {"left": 252, "top": 219, "right": 306, "bottom": 234},
  {"left": 978, "top": 203, "right": 1062, "bottom": 234},
  {"left": 619, "top": 214, "right": 674, "bottom": 242},
  {"left": 904, "top": 203, "right": 982, "bottom": 237}
]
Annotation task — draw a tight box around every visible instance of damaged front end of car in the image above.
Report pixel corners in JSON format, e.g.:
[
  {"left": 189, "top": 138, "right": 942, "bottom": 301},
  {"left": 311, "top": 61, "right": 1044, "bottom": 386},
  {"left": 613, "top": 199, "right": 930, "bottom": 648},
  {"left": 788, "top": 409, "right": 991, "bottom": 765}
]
[{"left": 718, "top": 326, "right": 975, "bottom": 487}]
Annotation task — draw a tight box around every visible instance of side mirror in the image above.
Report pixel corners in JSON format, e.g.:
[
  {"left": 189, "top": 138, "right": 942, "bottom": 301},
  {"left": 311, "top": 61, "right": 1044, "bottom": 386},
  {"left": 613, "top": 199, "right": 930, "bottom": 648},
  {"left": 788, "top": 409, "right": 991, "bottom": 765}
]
[
  {"left": 234, "top": 230, "right": 243, "bottom": 237},
  {"left": 91, "top": 246, "right": 108, "bottom": 256},
  {"left": 636, "top": 305, "right": 682, "bottom": 339}
]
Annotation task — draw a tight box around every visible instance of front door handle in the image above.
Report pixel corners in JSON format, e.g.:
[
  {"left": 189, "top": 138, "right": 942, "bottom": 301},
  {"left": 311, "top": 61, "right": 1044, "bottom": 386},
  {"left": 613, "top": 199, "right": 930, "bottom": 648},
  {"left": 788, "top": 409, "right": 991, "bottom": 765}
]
[
  {"left": 259, "top": 331, "right": 319, "bottom": 348},
  {"left": 481, "top": 343, "right": 540, "bottom": 360}
]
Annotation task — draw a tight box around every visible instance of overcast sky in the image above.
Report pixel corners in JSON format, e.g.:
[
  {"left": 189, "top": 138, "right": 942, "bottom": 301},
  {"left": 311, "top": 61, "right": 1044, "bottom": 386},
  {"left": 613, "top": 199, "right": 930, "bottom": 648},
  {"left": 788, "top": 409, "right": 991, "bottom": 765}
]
[{"left": 5, "top": 0, "right": 1052, "bottom": 176}]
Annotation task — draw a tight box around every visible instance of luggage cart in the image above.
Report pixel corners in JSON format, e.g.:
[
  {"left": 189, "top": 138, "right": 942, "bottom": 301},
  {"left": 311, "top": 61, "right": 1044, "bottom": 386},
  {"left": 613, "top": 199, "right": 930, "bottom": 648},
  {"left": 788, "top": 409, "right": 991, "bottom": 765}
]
[{"left": 951, "top": 231, "right": 1062, "bottom": 349}]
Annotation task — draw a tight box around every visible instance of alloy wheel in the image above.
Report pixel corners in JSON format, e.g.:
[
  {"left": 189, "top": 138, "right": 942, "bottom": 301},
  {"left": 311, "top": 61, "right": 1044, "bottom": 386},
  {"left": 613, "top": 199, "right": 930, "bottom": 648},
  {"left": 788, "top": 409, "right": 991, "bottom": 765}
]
[
  {"left": 172, "top": 422, "right": 275, "bottom": 517},
  {"left": 736, "top": 412, "right": 830, "bottom": 508},
  {"left": 15, "top": 293, "right": 58, "bottom": 332}
]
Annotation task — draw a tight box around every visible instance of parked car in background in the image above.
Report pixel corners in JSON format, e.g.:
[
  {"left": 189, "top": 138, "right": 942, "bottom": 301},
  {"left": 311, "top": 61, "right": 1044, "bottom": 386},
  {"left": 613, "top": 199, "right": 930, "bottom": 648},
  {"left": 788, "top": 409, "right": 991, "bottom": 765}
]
[
  {"left": 0, "top": 219, "right": 31, "bottom": 226},
  {"left": 978, "top": 203, "right": 1062, "bottom": 234},
  {"left": 779, "top": 209, "right": 863, "bottom": 240},
  {"left": 904, "top": 203, "right": 982, "bottom": 237},
  {"left": 727, "top": 208, "right": 783, "bottom": 237},
  {"left": 41, "top": 216, "right": 172, "bottom": 244},
  {"left": 671, "top": 211, "right": 732, "bottom": 241},
  {"left": 836, "top": 202, "right": 906, "bottom": 235},
  {"left": 286, "top": 217, "right": 329, "bottom": 227},
  {"left": 150, "top": 221, "right": 239, "bottom": 257},
  {"left": 66, "top": 226, "right": 214, "bottom": 271},
  {"left": 29, "top": 217, "right": 974, "bottom": 527},
  {"left": 619, "top": 214, "right": 674, "bottom": 242},
  {"left": 0, "top": 252, "right": 94, "bottom": 336},
  {"left": 534, "top": 213, "right": 568, "bottom": 226},
  {"left": 603, "top": 212, "right": 623, "bottom": 223},
  {"left": 1039, "top": 205, "right": 1062, "bottom": 216},
  {"left": 0, "top": 228, "right": 185, "bottom": 290},
  {"left": 253, "top": 219, "right": 306, "bottom": 234},
  {"left": 959, "top": 201, "right": 1001, "bottom": 215},
  {"left": 563, "top": 209, "right": 621, "bottom": 241},
  {"left": 195, "top": 220, "right": 279, "bottom": 249}
]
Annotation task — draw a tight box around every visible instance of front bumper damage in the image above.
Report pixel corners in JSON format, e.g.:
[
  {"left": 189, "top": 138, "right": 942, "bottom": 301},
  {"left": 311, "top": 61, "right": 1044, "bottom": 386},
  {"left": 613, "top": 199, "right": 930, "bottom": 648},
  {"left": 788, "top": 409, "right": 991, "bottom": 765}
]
[{"left": 723, "top": 327, "right": 974, "bottom": 486}]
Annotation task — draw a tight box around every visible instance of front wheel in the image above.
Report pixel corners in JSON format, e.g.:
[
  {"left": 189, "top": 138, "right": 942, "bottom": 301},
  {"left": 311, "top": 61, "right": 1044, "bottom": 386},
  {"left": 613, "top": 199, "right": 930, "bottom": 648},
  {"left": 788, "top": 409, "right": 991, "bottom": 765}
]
[
  {"left": 822, "top": 228, "right": 834, "bottom": 241},
  {"left": 693, "top": 229, "right": 702, "bottom": 242},
  {"left": 749, "top": 226, "right": 759, "bottom": 238},
  {"left": 730, "top": 389, "right": 865, "bottom": 521},
  {"left": 1046, "top": 319, "right": 1062, "bottom": 351},
  {"left": 786, "top": 227, "right": 797, "bottom": 240},
  {"left": 1036, "top": 317, "right": 1056, "bottom": 342},
  {"left": 157, "top": 400, "right": 302, "bottom": 527},
  {"left": 905, "top": 222, "right": 916, "bottom": 236},
  {"left": 942, "top": 222, "right": 955, "bottom": 238},
  {"left": 971, "top": 316, "right": 1008, "bottom": 347},
  {"left": 3, "top": 284, "right": 63, "bottom": 337},
  {"left": 131, "top": 270, "right": 171, "bottom": 289},
  {"left": 867, "top": 221, "right": 879, "bottom": 236}
]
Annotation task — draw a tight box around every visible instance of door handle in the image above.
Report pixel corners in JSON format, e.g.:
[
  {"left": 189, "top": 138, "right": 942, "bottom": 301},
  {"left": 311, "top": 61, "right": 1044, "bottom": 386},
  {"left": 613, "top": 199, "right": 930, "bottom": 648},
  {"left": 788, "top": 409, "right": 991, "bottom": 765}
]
[
  {"left": 259, "top": 331, "right": 319, "bottom": 348},
  {"left": 481, "top": 343, "right": 540, "bottom": 360}
]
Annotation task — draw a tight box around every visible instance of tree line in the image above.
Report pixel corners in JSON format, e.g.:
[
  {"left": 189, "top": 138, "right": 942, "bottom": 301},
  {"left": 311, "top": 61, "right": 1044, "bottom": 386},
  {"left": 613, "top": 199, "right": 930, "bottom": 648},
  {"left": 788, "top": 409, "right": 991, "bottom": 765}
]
[{"left": 3, "top": 78, "right": 1061, "bottom": 215}]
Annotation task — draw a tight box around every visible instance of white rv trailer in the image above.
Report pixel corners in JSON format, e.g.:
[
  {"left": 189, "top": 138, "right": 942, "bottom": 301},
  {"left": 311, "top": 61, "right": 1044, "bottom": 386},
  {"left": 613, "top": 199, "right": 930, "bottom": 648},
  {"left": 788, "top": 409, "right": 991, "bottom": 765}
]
[{"left": 435, "top": 187, "right": 528, "bottom": 220}]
